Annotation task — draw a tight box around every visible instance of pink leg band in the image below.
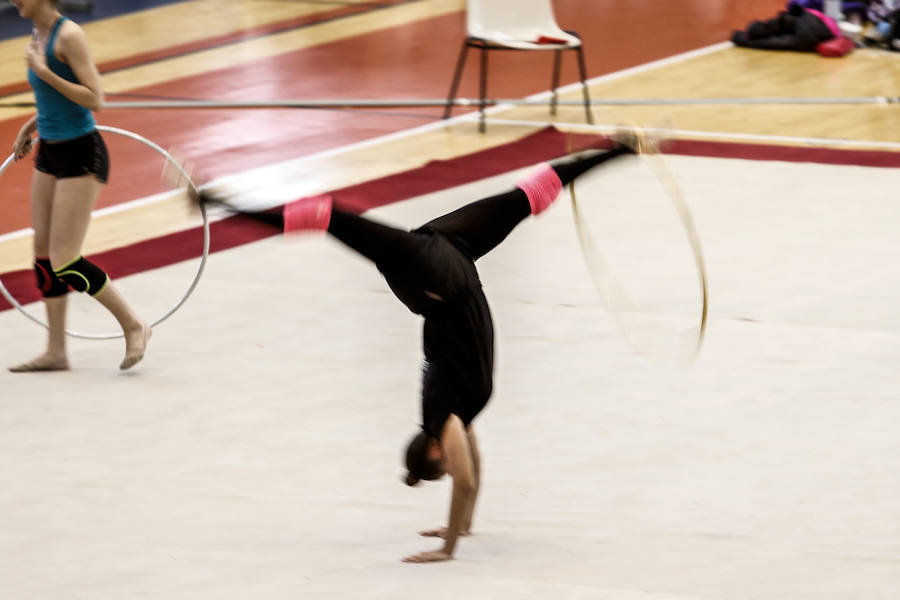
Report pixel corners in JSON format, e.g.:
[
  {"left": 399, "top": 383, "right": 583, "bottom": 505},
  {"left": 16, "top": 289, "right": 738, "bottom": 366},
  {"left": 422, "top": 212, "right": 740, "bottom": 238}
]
[
  {"left": 283, "top": 194, "right": 333, "bottom": 233},
  {"left": 516, "top": 162, "right": 562, "bottom": 215}
]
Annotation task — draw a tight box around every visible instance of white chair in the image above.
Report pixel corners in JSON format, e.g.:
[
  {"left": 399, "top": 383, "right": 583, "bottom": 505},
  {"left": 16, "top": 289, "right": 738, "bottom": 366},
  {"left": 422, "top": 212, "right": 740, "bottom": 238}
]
[{"left": 444, "top": 0, "right": 594, "bottom": 132}]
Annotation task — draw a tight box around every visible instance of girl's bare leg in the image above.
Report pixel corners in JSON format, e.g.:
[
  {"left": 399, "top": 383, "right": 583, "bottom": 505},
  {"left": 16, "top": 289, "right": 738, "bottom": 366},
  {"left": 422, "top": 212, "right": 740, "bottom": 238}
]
[
  {"left": 9, "top": 170, "right": 69, "bottom": 372},
  {"left": 50, "top": 175, "right": 150, "bottom": 370}
]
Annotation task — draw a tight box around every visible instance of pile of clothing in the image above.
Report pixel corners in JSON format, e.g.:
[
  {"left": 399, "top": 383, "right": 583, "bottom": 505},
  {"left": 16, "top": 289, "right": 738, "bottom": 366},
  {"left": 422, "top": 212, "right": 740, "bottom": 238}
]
[
  {"left": 731, "top": 3, "right": 850, "bottom": 55},
  {"left": 732, "top": 1, "right": 900, "bottom": 55}
]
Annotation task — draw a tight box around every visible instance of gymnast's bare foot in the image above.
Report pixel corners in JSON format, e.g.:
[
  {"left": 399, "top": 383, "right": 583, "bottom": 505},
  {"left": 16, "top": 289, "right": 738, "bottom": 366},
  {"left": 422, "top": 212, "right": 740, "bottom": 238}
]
[
  {"left": 8, "top": 352, "right": 69, "bottom": 372},
  {"left": 120, "top": 322, "right": 151, "bottom": 370}
]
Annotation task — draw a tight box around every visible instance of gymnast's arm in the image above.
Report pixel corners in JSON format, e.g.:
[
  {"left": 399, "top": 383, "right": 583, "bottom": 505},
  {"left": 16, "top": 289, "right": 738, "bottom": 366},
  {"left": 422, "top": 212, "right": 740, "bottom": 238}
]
[
  {"left": 461, "top": 426, "right": 481, "bottom": 534},
  {"left": 402, "top": 414, "right": 476, "bottom": 563}
]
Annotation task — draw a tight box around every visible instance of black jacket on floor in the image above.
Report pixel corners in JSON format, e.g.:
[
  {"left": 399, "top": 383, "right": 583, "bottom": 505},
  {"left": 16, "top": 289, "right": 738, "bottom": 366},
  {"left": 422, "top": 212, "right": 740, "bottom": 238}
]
[{"left": 731, "top": 6, "right": 836, "bottom": 51}]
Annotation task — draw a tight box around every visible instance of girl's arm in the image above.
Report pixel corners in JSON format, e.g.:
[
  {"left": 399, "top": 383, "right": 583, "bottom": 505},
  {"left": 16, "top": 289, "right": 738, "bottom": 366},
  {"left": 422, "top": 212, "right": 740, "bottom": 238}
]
[
  {"left": 13, "top": 115, "right": 38, "bottom": 160},
  {"left": 27, "top": 22, "right": 104, "bottom": 111}
]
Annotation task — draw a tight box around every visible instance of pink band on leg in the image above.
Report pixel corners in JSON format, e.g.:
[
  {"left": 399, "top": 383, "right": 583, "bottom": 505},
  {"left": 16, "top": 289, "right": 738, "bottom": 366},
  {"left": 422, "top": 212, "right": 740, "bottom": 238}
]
[
  {"left": 283, "top": 194, "right": 333, "bottom": 233},
  {"left": 517, "top": 163, "right": 562, "bottom": 215}
]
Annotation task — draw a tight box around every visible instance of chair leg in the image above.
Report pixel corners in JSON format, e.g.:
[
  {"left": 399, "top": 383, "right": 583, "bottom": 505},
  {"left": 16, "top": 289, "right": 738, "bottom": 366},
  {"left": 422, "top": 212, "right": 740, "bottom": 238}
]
[
  {"left": 550, "top": 49, "right": 562, "bottom": 117},
  {"left": 575, "top": 45, "right": 593, "bottom": 124},
  {"left": 444, "top": 40, "right": 470, "bottom": 120},
  {"left": 478, "top": 45, "right": 488, "bottom": 133}
]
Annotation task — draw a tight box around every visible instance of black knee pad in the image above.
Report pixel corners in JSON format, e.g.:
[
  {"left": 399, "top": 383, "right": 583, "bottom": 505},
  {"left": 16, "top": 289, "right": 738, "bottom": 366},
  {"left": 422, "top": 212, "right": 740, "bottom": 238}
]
[
  {"left": 34, "top": 258, "right": 69, "bottom": 297},
  {"left": 54, "top": 256, "right": 109, "bottom": 296}
]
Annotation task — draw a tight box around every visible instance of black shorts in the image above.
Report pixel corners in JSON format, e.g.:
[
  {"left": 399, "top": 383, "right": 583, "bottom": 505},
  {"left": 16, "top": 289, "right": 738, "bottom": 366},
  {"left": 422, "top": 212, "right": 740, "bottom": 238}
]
[{"left": 35, "top": 130, "right": 109, "bottom": 183}]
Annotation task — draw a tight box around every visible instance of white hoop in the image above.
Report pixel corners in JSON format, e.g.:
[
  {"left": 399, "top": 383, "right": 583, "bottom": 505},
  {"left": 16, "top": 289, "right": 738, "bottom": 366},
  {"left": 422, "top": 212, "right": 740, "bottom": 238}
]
[
  {"left": 0, "top": 125, "right": 210, "bottom": 340},
  {"left": 569, "top": 132, "right": 708, "bottom": 360}
]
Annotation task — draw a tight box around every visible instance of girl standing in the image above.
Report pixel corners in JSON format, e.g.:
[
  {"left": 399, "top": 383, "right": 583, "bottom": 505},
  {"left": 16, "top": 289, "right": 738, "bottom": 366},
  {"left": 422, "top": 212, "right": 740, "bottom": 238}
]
[{"left": 9, "top": 0, "right": 149, "bottom": 372}]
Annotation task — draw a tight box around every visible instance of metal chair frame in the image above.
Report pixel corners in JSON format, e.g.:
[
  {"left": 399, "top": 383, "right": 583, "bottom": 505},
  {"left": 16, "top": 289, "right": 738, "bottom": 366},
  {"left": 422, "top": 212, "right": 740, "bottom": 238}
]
[{"left": 443, "top": 31, "right": 594, "bottom": 132}]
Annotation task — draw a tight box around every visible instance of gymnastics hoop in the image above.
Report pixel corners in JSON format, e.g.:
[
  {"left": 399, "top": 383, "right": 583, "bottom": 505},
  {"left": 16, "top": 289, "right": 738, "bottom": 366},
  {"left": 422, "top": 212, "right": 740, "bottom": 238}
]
[
  {"left": 568, "top": 129, "right": 709, "bottom": 359},
  {"left": 0, "top": 125, "right": 210, "bottom": 340}
]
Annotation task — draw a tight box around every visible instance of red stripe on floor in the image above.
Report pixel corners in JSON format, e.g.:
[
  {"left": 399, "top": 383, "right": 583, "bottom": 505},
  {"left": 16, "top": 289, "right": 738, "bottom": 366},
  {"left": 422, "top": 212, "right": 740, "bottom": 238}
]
[
  {"left": 0, "top": 215, "right": 282, "bottom": 312},
  {"left": 0, "top": 127, "right": 566, "bottom": 311},
  {"left": 3, "top": 127, "right": 898, "bottom": 312},
  {"left": 668, "top": 139, "right": 900, "bottom": 168}
]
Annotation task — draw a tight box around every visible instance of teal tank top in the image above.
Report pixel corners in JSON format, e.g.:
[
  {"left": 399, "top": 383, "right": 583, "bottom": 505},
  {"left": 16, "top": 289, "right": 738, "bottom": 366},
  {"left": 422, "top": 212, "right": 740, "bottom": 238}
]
[{"left": 27, "top": 17, "right": 96, "bottom": 141}]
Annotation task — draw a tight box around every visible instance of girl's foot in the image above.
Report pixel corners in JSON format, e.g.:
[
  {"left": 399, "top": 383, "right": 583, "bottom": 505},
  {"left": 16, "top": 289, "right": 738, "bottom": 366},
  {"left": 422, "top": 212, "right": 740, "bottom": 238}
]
[
  {"left": 120, "top": 322, "right": 151, "bottom": 370},
  {"left": 9, "top": 353, "right": 69, "bottom": 372}
]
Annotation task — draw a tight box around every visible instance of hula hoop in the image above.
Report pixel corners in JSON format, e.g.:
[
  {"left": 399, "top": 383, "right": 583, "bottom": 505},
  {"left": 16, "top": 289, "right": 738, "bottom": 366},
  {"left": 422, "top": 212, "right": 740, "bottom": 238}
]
[
  {"left": 0, "top": 125, "right": 209, "bottom": 340},
  {"left": 568, "top": 130, "right": 709, "bottom": 359}
]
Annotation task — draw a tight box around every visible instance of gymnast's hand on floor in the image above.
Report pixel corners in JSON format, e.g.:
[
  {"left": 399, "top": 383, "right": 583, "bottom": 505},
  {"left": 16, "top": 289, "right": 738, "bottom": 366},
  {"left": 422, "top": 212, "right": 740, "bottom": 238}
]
[
  {"left": 402, "top": 549, "right": 452, "bottom": 563},
  {"left": 418, "top": 526, "right": 471, "bottom": 539}
]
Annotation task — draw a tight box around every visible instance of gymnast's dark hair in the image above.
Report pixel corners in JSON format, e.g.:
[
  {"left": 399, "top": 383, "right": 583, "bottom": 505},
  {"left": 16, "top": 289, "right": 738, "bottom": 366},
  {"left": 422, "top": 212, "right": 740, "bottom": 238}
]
[{"left": 404, "top": 430, "right": 443, "bottom": 486}]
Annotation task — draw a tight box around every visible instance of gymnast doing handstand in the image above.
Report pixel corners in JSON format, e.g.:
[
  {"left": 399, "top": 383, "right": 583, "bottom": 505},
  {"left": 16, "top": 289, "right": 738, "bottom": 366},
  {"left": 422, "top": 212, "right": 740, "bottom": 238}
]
[{"left": 196, "top": 141, "right": 637, "bottom": 562}]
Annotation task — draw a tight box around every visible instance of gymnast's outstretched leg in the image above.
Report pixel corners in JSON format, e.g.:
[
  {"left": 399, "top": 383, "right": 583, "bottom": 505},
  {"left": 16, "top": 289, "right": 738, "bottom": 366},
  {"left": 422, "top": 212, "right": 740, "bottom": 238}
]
[
  {"left": 202, "top": 198, "right": 436, "bottom": 281},
  {"left": 286, "top": 197, "right": 470, "bottom": 314},
  {"left": 194, "top": 144, "right": 633, "bottom": 310},
  {"left": 284, "top": 144, "right": 634, "bottom": 264},
  {"left": 412, "top": 144, "right": 633, "bottom": 261}
]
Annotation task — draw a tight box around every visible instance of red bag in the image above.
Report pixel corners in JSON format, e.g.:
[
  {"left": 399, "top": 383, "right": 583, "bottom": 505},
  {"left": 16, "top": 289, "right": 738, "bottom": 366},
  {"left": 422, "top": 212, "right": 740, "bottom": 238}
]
[{"left": 817, "top": 36, "right": 854, "bottom": 57}]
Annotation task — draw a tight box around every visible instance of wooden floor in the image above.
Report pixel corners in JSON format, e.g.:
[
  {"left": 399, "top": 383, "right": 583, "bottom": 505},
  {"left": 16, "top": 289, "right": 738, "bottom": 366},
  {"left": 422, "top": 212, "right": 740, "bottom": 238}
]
[{"left": 1, "top": 0, "right": 898, "bottom": 258}]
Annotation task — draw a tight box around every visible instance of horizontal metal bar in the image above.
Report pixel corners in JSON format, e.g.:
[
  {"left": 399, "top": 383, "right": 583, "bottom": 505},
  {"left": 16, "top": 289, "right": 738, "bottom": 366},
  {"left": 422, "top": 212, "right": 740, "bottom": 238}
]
[
  {"left": 2, "top": 96, "right": 897, "bottom": 110},
  {"left": 105, "top": 96, "right": 900, "bottom": 108},
  {"left": 484, "top": 117, "right": 900, "bottom": 151}
]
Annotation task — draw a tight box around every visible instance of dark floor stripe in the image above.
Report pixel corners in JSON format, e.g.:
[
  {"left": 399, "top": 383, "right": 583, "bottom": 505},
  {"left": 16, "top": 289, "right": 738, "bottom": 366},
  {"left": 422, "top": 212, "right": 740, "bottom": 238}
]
[{"left": 3, "top": 128, "right": 898, "bottom": 311}]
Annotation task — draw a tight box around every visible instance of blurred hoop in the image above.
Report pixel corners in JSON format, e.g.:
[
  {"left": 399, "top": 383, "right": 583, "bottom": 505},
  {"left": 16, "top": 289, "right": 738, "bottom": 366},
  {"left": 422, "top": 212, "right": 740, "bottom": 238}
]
[
  {"left": 568, "top": 128, "right": 708, "bottom": 360},
  {"left": 0, "top": 125, "right": 209, "bottom": 340}
]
